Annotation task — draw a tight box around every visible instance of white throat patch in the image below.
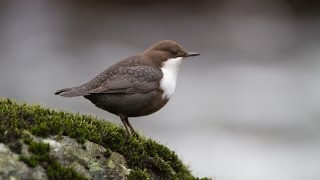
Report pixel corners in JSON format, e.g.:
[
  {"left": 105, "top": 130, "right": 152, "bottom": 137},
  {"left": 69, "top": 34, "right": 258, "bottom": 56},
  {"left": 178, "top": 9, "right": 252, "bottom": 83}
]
[{"left": 160, "top": 57, "right": 183, "bottom": 99}]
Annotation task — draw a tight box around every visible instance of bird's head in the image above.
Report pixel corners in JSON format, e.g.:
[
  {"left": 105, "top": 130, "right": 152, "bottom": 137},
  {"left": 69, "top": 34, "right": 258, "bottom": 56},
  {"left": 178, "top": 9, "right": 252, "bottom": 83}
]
[{"left": 142, "top": 40, "right": 200, "bottom": 67}]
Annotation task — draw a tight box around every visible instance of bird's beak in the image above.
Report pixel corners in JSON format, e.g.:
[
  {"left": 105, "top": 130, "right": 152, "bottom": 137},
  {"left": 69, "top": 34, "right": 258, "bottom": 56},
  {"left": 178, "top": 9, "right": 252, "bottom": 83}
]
[{"left": 185, "top": 52, "right": 200, "bottom": 57}]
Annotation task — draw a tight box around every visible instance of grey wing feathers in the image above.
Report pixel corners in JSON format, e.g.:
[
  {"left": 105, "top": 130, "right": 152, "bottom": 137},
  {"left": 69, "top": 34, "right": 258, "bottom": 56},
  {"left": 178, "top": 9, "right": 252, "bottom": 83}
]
[
  {"left": 87, "top": 66, "right": 163, "bottom": 94},
  {"left": 55, "top": 56, "right": 163, "bottom": 97}
]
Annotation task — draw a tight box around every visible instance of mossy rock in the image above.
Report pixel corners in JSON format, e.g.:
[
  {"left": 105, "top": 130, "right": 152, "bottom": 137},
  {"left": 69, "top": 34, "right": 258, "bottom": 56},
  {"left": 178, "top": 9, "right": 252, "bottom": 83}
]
[{"left": 0, "top": 99, "right": 210, "bottom": 180}]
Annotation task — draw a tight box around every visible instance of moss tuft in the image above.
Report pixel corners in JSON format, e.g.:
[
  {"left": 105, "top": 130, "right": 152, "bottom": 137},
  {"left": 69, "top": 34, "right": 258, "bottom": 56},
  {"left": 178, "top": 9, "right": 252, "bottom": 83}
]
[
  {"left": 0, "top": 99, "right": 210, "bottom": 179},
  {"left": 103, "top": 148, "right": 112, "bottom": 159},
  {"left": 128, "top": 169, "right": 150, "bottom": 180},
  {"left": 19, "top": 141, "right": 51, "bottom": 168},
  {"left": 29, "top": 141, "right": 50, "bottom": 155},
  {"left": 20, "top": 155, "right": 40, "bottom": 168},
  {"left": 46, "top": 160, "right": 88, "bottom": 180},
  {"left": 8, "top": 141, "right": 23, "bottom": 154}
]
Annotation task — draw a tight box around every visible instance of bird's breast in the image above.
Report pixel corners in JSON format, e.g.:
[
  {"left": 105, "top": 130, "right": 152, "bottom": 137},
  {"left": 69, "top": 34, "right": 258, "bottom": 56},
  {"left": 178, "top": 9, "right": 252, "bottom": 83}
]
[{"left": 159, "top": 57, "right": 183, "bottom": 99}]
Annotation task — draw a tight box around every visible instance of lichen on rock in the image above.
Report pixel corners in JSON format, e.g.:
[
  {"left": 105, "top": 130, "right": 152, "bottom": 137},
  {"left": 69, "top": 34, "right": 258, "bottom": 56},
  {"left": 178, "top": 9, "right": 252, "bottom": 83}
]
[{"left": 0, "top": 143, "right": 47, "bottom": 180}]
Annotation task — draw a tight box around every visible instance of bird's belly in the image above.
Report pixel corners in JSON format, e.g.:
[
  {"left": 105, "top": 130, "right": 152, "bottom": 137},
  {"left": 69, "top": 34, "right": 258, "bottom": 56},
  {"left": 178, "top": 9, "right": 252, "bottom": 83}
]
[{"left": 84, "top": 90, "right": 168, "bottom": 117}]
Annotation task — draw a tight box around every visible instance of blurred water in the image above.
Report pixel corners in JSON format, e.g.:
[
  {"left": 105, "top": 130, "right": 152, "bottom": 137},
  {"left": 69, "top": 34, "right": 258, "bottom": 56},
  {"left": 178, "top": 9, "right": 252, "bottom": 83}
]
[{"left": 1, "top": 1, "right": 320, "bottom": 179}]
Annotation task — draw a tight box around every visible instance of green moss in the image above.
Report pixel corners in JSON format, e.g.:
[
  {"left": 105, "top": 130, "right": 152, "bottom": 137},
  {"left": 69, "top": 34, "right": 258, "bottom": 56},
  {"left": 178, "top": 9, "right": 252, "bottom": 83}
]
[
  {"left": 8, "top": 141, "right": 22, "bottom": 154},
  {"left": 46, "top": 160, "right": 88, "bottom": 180},
  {"left": 20, "top": 155, "right": 40, "bottom": 167},
  {"left": 29, "top": 141, "right": 50, "bottom": 155},
  {"left": 103, "top": 148, "right": 112, "bottom": 159},
  {"left": 144, "top": 156, "right": 175, "bottom": 178},
  {"left": 128, "top": 169, "right": 150, "bottom": 180},
  {"left": 19, "top": 142, "right": 49, "bottom": 167},
  {"left": 0, "top": 99, "right": 210, "bottom": 179},
  {"left": 0, "top": 128, "right": 23, "bottom": 144},
  {"left": 23, "top": 133, "right": 33, "bottom": 144}
]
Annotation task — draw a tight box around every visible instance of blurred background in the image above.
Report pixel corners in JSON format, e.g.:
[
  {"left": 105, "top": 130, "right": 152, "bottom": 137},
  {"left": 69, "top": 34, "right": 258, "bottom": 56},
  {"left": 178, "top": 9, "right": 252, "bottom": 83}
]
[{"left": 1, "top": 0, "right": 320, "bottom": 179}]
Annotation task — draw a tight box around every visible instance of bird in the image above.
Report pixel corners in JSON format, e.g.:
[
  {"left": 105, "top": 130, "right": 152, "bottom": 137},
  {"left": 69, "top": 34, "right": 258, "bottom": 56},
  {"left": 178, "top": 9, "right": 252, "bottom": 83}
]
[{"left": 55, "top": 40, "right": 200, "bottom": 136}]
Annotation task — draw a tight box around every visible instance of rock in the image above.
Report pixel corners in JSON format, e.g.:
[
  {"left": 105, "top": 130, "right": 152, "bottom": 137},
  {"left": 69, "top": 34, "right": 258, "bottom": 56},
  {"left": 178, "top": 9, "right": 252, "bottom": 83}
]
[
  {"left": 41, "top": 136, "right": 129, "bottom": 180},
  {"left": 0, "top": 143, "right": 48, "bottom": 180},
  {"left": 0, "top": 135, "right": 130, "bottom": 180}
]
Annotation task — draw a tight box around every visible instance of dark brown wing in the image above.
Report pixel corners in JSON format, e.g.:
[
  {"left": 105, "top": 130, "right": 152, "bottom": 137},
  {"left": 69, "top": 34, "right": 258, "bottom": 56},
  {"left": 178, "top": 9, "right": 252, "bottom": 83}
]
[
  {"left": 69, "top": 56, "right": 163, "bottom": 95},
  {"left": 86, "top": 65, "right": 162, "bottom": 94}
]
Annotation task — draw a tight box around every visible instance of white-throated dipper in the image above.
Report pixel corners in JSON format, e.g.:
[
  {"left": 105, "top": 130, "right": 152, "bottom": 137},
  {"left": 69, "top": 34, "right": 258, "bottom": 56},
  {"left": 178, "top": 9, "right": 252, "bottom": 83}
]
[{"left": 55, "top": 40, "right": 200, "bottom": 136}]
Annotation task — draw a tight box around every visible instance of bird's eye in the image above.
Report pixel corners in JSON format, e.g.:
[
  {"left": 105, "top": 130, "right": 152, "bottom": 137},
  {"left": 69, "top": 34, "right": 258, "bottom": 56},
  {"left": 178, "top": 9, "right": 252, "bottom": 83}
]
[{"left": 171, "top": 49, "right": 177, "bottom": 54}]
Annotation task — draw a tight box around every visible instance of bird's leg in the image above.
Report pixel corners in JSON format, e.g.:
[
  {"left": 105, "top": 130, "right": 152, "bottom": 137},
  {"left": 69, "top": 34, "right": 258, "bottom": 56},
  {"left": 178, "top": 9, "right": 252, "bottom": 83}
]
[
  {"left": 120, "top": 115, "right": 131, "bottom": 137},
  {"left": 124, "top": 118, "right": 137, "bottom": 136}
]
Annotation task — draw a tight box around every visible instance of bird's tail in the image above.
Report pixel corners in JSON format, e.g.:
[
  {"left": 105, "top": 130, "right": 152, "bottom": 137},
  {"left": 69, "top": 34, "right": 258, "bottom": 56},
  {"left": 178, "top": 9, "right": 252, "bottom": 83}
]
[{"left": 55, "top": 87, "right": 84, "bottom": 97}]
